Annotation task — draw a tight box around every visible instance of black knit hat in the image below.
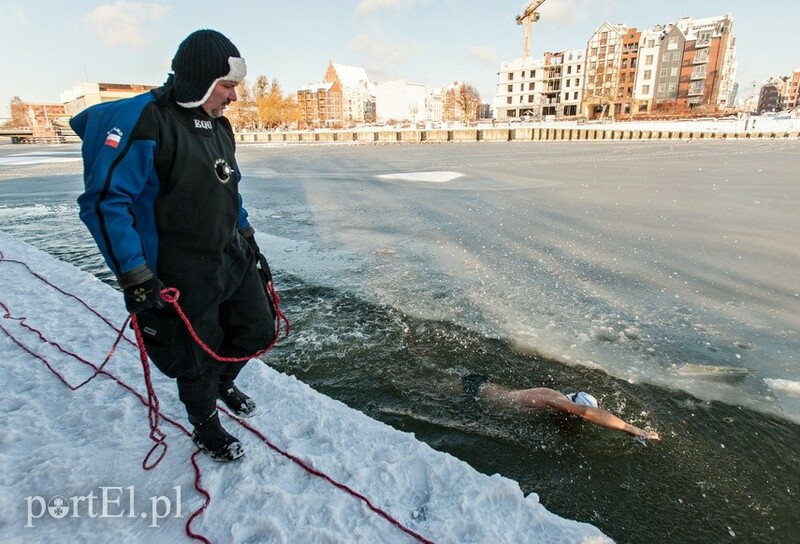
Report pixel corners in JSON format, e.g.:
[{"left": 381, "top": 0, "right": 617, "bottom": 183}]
[{"left": 170, "top": 29, "right": 247, "bottom": 108}]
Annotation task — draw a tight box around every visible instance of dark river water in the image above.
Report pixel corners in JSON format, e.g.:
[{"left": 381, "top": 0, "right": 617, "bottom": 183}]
[{"left": 0, "top": 141, "right": 798, "bottom": 543}]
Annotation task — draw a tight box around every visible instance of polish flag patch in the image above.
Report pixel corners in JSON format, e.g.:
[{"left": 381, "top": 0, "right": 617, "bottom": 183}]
[{"left": 105, "top": 128, "right": 123, "bottom": 148}]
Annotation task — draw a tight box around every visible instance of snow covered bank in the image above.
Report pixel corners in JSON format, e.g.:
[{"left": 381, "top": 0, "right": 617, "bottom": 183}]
[{"left": 0, "top": 231, "right": 609, "bottom": 543}]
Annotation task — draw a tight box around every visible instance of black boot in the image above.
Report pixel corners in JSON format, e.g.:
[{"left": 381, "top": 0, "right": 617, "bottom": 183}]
[
  {"left": 218, "top": 382, "right": 257, "bottom": 418},
  {"left": 190, "top": 410, "right": 244, "bottom": 462}
]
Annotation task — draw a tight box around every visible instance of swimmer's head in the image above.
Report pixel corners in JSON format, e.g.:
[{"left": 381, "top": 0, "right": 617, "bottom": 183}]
[{"left": 566, "top": 391, "right": 598, "bottom": 408}]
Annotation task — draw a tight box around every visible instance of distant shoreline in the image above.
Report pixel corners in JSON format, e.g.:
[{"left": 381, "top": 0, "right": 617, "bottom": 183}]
[{"left": 4, "top": 116, "right": 799, "bottom": 145}]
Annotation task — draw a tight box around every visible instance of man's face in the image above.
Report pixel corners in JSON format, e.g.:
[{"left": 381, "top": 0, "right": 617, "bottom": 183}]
[{"left": 202, "top": 80, "right": 238, "bottom": 118}]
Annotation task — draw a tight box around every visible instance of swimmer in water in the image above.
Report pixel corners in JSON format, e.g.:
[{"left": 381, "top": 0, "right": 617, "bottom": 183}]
[{"left": 461, "top": 374, "right": 660, "bottom": 440}]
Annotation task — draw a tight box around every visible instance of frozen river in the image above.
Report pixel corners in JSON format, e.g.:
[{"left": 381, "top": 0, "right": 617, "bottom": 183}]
[
  {"left": 233, "top": 140, "right": 799, "bottom": 422},
  {"left": 1, "top": 140, "right": 798, "bottom": 542}
]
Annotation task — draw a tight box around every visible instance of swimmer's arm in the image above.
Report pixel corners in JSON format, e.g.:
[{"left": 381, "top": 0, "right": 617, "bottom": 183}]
[{"left": 549, "top": 399, "right": 661, "bottom": 440}]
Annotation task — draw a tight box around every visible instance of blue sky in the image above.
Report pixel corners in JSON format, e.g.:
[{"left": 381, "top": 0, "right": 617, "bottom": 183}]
[{"left": 1, "top": 0, "right": 798, "bottom": 117}]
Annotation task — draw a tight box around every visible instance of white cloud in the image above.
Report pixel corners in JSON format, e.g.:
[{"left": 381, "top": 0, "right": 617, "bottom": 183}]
[
  {"left": 1, "top": 2, "right": 28, "bottom": 25},
  {"left": 351, "top": 33, "right": 422, "bottom": 71},
  {"left": 536, "top": 0, "right": 614, "bottom": 25},
  {"left": 84, "top": 2, "right": 169, "bottom": 48},
  {"left": 354, "top": 0, "right": 423, "bottom": 16},
  {"left": 469, "top": 46, "right": 497, "bottom": 66}
]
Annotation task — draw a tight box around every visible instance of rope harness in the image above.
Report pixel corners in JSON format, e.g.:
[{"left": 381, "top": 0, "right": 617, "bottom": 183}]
[{"left": 0, "top": 251, "right": 433, "bottom": 544}]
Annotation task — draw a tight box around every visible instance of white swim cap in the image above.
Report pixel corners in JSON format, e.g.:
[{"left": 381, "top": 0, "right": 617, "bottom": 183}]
[{"left": 567, "top": 392, "right": 598, "bottom": 408}]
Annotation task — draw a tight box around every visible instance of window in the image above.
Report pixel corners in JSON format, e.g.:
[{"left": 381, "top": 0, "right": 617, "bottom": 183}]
[
  {"left": 531, "top": 70, "right": 536, "bottom": 77},
  {"left": 574, "top": 91, "right": 579, "bottom": 100},
  {"left": 647, "top": 39, "right": 655, "bottom": 48},
  {"left": 566, "top": 79, "right": 571, "bottom": 87},
  {"left": 662, "top": 53, "right": 670, "bottom": 61},
  {"left": 564, "top": 93, "right": 569, "bottom": 101},
  {"left": 644, "top": 70, "right": 652, "bottom": 80},
  {"left": 567, "top": 66, "right": 572, "bottom": 74},
  {"left": 668, "top": 82, "right": 677, "bottom": 92},
  {"left": 508, "top": 84, "right": 513, "bottom": 92},
  {"left": 508, "top": 72, "right": 514, "bottom": 81},
  {"left": 508, "top": 109, "right": 516, "bottom": 117},
  {"left": 673, "top": 51, "right": 680, "bottom": 61},
  {"left": 670, "top": 67, "right": 678, "bottom": 77},
  {"left": 695, "top": 49, "right": 709, "bottom": 63},
  {"left": 577, "top": 65, "right": 582, "bottom": 73},
  {"left": 660, "top": 68, "right": 668, "bottom": 78},
  {"left": 529, "top": 82, "right": 535, "bottom": 90},
  {"left": 642, "top": 84, "right": 650, "bottom": 94},
  {"left": 646, "top": 54, "right": 654, "bottom": 65},
  {"left": 528, "top": 95, "right": 535, "bottom": 102},
  {"left": 520, "top": 84, "right": 525, "bottom": 91},
  {"left": 507, "top": 97, "right": 512, "bottom": 104},
  {"left": 658, "top": 83, "right": 666, "bottom": 92},
  {"left": 575, "top": 78, "right": 580, "bottom": 86}
]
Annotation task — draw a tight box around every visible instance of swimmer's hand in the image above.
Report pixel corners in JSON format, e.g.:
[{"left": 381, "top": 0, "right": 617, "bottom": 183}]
[{"left": 638, "top": 429, "right": 660, "bottom": 441}]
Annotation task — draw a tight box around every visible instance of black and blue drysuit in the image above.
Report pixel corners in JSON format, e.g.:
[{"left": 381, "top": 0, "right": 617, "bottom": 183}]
[{"left": 71, "top": 86, "right": 275, "bottom": 422}]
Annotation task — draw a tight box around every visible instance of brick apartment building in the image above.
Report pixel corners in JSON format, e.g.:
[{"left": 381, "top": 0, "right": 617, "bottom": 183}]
[
  {"left": 494, "top": 13, "right": 737, "bottom": 121},
  {"left": 297, "top": 81, "right": 343, "bottom": 128}
]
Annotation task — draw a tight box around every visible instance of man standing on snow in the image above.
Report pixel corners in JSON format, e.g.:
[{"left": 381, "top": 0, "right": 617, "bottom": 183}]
[{"left": 72, "top": 29, "right": 276, "bottom": 462}]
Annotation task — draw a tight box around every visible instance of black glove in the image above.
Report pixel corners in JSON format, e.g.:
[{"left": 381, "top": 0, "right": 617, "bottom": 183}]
[
  {"left": 244, "top": 234, "right": 273, "bottom": 281},
  {"left": 243, "top": 233, "right": 277, "bottom": 319},
  {"left": 124, "top": 276, "right": 166, "bottom": 314},
  {"left": 244, "top": 232, "right": 260, "bottom": 254}
]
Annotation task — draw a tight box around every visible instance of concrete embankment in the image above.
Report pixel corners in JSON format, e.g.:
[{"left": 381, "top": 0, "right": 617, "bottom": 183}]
[
  {"left": 236, "top": 126, "right": 800, "bottom": 144},
  {"left": 3, "top": 125, "right": 796, "bottom": 145}
]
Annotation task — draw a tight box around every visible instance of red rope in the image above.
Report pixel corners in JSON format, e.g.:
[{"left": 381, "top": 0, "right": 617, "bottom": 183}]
[
  {"left": 132, "top": 312, "right": 168, "bottom": 470},
  {"left": 186, "top": 450, "right": 213, "bottom": 544},
  {"left": 159, "top": 285, "right": 288, "bottom": 364},
  {"left": 0, "top": 251, "right": 433, "bottom": 544}
]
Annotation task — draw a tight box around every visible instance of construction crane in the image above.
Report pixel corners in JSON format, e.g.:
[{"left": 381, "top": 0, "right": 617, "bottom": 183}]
[{"left": 516, "top": 0, "right": 547, "bottom": 59}]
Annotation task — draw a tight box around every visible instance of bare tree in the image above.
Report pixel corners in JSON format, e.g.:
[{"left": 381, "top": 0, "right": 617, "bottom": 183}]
[
  {"left": 585, "top": 63, "right": 620, "bottom": 121},
  {"left": 227, "top": 79, "right": 258, "bottom": 130},
  {"left": 455, "top": 83, "right": 482, "bottom": 123},
  {"left": 227, "top": 76, "right": 301, "bottom": 130},
  {"left": 3, "top": 97, "right": 31, "bottom": 128}
]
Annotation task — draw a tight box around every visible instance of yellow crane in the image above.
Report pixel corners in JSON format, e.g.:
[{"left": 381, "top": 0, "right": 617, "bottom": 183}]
[{"left": 516, "top": 0, "right": 548, "bottom": 59}]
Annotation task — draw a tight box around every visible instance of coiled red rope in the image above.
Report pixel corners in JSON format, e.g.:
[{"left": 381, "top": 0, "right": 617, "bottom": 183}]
[{"left": 0, "top": 250, "right": 433, "bottom": 544}]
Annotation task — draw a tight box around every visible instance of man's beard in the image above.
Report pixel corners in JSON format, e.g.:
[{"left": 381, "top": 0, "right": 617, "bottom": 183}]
[{"left": 210, "top": 101, "right": 229, "bottom": 118}]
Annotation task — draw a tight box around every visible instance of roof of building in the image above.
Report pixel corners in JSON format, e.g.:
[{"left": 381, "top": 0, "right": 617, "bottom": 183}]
[
  {"left": 332, "top": 63, "right": 372, "bottom": 89},
  {"left": 299, "top": 82, "right": 336, "bottom": 92}
]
